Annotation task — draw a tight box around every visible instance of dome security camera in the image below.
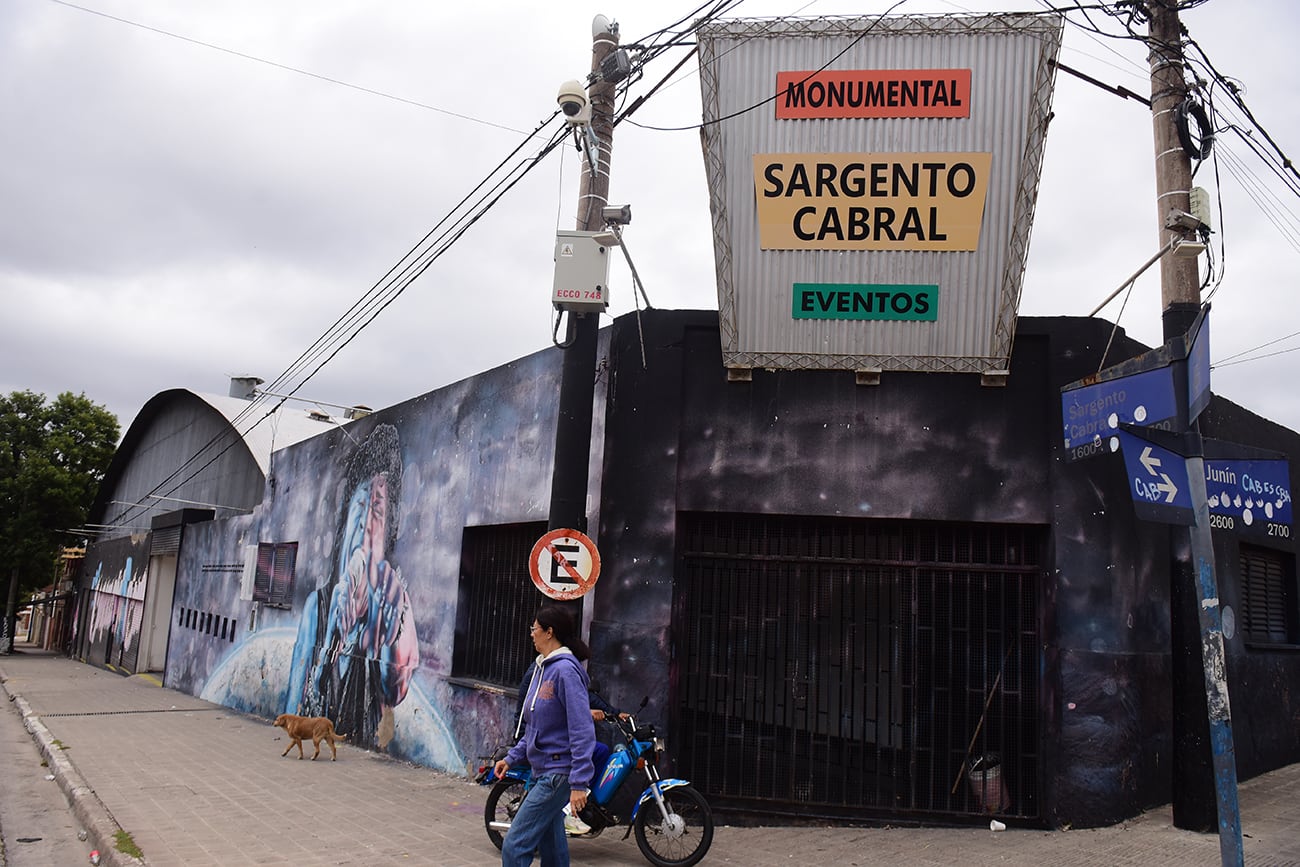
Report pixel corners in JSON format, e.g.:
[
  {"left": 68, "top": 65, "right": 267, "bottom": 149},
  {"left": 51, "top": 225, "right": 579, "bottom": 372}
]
[{"left": 557, "top": 79, "right": 591, "bottom": 125}]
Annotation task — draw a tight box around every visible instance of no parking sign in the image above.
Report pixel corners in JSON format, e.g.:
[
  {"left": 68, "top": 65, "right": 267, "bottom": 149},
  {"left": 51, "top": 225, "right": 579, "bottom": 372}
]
[{"left": 528, "top": 528, "right": 601, "bottom": 600}]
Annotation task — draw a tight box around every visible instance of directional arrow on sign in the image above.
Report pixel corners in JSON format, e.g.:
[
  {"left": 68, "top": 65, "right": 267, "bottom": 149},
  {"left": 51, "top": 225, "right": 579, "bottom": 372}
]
[
  {"left": 1154, "top": 472, "right": 1179, "bottom": 503},
  {"left": 1140, "top": 447, "right": 1161, "bottom": 475},
  {"left": 1134, "top": 445, "right": 1179, "bottom": 503},
  {"left": 1112, "top": 428, "right": 1194, "bottom": 525}
]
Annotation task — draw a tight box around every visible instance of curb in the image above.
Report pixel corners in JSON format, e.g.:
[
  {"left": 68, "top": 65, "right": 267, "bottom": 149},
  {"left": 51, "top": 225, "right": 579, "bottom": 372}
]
[{"left": 1, "top": 674, "right": 146, "bottom": 867}]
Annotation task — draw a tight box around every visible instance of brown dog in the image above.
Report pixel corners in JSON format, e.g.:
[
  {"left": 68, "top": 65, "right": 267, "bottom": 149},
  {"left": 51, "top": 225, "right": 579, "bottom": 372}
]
[{"left": 273, "top": 713, "right": 346, "bottom": 761}]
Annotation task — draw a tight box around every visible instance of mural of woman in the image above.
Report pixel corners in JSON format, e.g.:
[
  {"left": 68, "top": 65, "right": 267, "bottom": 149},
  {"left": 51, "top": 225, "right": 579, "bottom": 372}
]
[{"left": 285, "top": 423, "right": 420, "bottom": 750}]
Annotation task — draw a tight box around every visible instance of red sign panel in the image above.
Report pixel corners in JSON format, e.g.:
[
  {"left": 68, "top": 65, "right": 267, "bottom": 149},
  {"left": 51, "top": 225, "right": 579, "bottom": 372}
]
[{"left": 776, "top": 69, "right": 972, "bottom": 119}]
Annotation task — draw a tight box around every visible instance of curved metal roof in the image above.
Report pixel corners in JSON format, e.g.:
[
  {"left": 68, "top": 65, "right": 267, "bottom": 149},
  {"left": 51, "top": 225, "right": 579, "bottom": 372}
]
[{"left": 86, "top": 389, "right": 342, "bottom": 532}]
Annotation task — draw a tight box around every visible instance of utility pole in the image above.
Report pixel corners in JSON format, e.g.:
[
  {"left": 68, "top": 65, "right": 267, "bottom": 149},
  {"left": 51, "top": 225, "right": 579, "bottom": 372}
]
[
  {"left": 548, "top": 16, "right": 619, "bottom": 535},
  {"left": 1147, "top": 5, "right": 1241, "bottom": 864},
  {"left": 1149, "top": 0, "right": 1200, "bottom": 340}
]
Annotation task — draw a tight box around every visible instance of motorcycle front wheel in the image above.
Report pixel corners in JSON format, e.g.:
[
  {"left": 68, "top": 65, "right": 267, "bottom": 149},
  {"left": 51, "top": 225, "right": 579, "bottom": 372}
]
[
  {"left": 633, "top": 784, "right": 714, "bottom": 867},
  {"left": 484, "top": 778, "right": 527, "bottom": 851}
]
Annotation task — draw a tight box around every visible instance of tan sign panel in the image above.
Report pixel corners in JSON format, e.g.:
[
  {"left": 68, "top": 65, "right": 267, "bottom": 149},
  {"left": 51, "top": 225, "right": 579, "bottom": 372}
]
[{"left": 753, "top": 152, "right": 992, "bottom": 251}]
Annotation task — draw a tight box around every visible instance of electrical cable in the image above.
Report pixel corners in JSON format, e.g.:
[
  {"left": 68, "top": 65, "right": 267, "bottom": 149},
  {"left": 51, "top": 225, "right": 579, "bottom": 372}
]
[
  {"left": 42, "top": 0, "right": 532, "bottom": 135},
  {"left": 99, "top": 4, "right": 753, "bottom": 530},
  {"left": 1182, "top": 33, "right": 1300, "bottom": 189},
  {"left": 104, "top": 117, "right": 572, "bottom": 531},
  {"left": 1176, "top": 95, "right": 1214, "bottom": 160},
  {"left": 1214, "top": 140, "right": 1300, "bottom": 251},
  {"left": 1213, "top": 342, "right": 1300, "bottom": 369},
  {"left": 623, "top": 0, "right": 914, "bottom": 133}
]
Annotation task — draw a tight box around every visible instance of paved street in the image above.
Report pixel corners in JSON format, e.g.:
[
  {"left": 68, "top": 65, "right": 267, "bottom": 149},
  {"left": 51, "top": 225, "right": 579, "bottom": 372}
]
[
  {"left": 2, "top": 646, "right": 1298, "bottom": 867},
  {"left": 0, "top": 672, "right": 89, "bottom": 867}
]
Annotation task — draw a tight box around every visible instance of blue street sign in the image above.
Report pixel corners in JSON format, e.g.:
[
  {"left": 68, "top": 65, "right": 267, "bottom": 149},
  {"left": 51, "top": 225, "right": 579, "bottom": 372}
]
[
  {"left": 1205, "top": 457, "right": 1293, "bottom": 539},
  {"left": 1114, "top": 429, "right": 1195, "bottom": 525},
  {"left": 1062, "top": 365, "right": 1178, "bottom": 459},
  {"left": 1187, "top": 311, "right": 1212, "bottom": 425}
]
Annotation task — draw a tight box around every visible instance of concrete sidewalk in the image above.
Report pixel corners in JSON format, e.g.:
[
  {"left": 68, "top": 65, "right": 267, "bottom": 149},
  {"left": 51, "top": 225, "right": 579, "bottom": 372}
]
[{"left": 2, "top": 647, "right": 1298, "bottom": 867}]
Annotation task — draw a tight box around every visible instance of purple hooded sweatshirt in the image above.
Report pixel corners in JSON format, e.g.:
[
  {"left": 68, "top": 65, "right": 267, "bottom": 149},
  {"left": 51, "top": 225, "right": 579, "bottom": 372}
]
[{"left": 505, "top": 648, "right": 596, "bottom": 791}]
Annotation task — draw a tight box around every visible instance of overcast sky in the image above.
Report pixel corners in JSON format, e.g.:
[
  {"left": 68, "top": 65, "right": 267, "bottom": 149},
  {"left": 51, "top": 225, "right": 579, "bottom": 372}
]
[{"left": 4, "top": 0, "right": 1298, "bottom": 440}]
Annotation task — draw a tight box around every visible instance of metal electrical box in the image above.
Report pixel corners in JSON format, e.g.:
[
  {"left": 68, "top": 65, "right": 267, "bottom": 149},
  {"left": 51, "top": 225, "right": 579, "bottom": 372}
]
[{"left": 552, "top": 230, "right": 611, "bottom": 312}]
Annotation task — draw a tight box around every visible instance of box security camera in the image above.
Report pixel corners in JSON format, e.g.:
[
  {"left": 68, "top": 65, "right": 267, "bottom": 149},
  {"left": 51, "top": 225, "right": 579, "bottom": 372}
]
[{"left": 601, "top": 205, "right": 632, "bottom": 226}]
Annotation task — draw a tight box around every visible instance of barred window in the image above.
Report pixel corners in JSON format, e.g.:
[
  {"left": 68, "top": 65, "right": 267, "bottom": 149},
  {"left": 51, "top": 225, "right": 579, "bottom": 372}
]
[
  {"left": 253, "top": 542, "right": 297, "bottom": 608},
  {"left": 1240, "top": 544, "right": 1298, "bottom": 646},
  {"left": 452, "top": 522, "right": 548, "bottom": 687}
]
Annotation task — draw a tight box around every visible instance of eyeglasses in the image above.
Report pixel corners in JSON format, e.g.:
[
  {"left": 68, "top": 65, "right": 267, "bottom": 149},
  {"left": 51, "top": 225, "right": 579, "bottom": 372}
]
[{"left": 529, "top": 625, "right": 542, "bottom": 635}]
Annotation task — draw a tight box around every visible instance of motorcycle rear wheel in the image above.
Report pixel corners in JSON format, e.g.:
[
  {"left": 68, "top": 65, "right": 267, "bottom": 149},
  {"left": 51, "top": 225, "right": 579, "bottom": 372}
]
[
  {"left": 633, "top": 784, "right": 714, "bottom": 867},
  {"left": 484, "top": 778, "right": 527, "bottom": 851}
]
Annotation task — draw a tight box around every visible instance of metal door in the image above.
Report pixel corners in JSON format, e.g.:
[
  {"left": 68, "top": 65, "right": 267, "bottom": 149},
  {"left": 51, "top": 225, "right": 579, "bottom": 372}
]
[{"left": 674, "top": 513, "right": 1042, "bottom": 822}]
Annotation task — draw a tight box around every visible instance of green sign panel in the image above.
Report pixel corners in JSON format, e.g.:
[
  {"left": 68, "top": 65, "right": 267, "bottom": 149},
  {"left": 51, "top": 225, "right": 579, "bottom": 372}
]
[{"left": 792, "top": 283, "right": 938, "bottom": 321}]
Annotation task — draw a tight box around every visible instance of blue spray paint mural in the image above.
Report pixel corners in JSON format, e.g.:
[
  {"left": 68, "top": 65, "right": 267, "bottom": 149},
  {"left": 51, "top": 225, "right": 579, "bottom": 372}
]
[
  {"left": 168, "top": 345, "right": 600, "bottom": 775},
  {"left": 283, "top": 423, "right": 420, "bottom": 750}
]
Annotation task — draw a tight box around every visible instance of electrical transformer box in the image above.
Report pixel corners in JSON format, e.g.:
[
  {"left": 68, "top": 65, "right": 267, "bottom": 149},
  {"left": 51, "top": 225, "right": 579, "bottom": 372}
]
[{"left": 552, "top": 230, "right": 611, "bottom": 313}]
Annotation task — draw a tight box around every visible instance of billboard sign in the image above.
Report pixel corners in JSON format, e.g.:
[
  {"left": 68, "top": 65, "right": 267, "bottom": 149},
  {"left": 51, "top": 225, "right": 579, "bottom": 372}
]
[{"left": 698, "top": 14, "right": 1064, "bottom": 375}]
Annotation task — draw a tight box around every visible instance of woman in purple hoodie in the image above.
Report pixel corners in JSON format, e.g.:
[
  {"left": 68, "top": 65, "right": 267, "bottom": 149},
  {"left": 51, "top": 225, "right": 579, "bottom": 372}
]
[{"left": 494, "top": 604, "right": 597, "bottom": 867}]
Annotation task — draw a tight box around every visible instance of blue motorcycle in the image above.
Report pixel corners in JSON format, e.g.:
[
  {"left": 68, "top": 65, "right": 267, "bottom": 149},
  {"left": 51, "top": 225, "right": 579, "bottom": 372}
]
[{"left": 481, "top": 712, "right": 714, "bottom": 867}]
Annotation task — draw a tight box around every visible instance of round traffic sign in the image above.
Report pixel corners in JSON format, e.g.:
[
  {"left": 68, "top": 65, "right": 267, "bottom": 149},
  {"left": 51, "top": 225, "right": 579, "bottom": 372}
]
[{"left": 528, "top": 528, "right": 601, "bottom": 600}]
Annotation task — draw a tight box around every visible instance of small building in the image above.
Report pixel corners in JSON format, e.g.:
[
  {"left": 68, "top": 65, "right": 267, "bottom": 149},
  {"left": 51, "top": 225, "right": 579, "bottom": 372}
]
[
  {"left": 73, "top": 310, "right": 1300, "bottom": 829},
  {"left": 72, "top": 387, "right": 345, "bottom": 675}
]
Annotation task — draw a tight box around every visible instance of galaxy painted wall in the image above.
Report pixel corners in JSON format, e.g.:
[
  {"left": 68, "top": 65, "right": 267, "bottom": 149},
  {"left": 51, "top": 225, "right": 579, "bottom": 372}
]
[{"left": 590, "top": 310, "right": 1299, "bottom": 828}]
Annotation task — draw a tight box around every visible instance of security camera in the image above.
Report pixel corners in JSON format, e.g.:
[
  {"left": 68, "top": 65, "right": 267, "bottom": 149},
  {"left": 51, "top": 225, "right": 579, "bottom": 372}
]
[
  {"left": 557, "top": 80, "right": 590, "bottom": 125},
  {"left": 601, "top": 205, "right": 632, "bottom": 226}
]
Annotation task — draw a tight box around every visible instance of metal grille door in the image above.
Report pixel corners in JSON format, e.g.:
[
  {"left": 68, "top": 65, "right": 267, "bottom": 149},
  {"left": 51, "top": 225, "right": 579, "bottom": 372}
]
[{"left": 674, "top": 513, "right": 1041, "bottom": 822}]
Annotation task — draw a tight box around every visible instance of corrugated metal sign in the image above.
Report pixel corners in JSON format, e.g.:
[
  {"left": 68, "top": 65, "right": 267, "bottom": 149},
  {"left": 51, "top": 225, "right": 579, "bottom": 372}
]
[{"left": 698, "top": 13, "right": 1063, "bottom": 375}]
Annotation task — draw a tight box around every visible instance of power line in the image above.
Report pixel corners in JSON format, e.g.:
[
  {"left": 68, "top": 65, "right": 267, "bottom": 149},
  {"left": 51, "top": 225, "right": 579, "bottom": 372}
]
[
  {"left": 1213, "top": 341, "right": 1300, "bottom": 370},
  {"left": 624, "top": 0, "right": 914, "bottom": 133},
  {"left": 42, "top": 0, "right": 530, "bottom": 135},
  {"left": 101, "top": 5, "right": 753, "bottom": 531},
  {"left": 104, "top": 116, "right": 571, "bottom": 532},
  {"left": 1213, "top": 328, "right": 1300, "bottom": 367}
]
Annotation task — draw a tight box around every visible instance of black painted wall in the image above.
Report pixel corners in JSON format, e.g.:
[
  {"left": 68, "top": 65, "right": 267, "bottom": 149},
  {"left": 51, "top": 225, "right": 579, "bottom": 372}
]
[{"left": 589, "top": 309, "right": 1299, "bottom": 829}]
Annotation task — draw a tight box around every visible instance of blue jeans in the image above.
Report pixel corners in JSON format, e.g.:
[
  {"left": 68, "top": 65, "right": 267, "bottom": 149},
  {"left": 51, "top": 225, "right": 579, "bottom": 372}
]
[{"left": 501, "top": 772, "right": 570, "bottom": 867}]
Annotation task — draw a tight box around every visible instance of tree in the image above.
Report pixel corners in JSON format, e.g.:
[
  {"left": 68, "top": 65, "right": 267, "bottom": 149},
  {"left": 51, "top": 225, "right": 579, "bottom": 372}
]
[{"left": 1, "top": 391, "right": 119, "bottom": 647}]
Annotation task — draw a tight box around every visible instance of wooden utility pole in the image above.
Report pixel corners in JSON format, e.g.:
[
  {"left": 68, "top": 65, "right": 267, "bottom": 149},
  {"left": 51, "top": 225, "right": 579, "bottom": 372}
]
[
  {"left": 1147, "top": 5, "right": 1241, "bottom": 865},
  {"left": 1148, "top": 0, "right": 1200, "bottom": 339},
  {"left": 548, "top": 16, "right": 619, "bottom": 534}
]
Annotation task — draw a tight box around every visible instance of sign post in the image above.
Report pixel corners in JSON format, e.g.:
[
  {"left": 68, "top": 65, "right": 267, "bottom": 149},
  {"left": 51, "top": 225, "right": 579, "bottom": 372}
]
[
  {"left": 1183, "top": 446, "right": 1244, "bottom": 867},
  {"left": 1064, "top": 307, "right": 1247, "bottom": 866}
]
